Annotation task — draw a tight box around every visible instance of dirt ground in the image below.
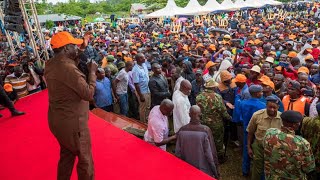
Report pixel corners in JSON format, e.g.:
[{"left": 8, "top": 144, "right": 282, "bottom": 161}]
[{"left": 219, "top": 145, "right": 250, "bottom": 180}]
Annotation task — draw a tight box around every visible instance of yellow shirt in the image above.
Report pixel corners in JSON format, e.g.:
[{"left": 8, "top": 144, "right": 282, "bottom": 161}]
[{"left": 247, "top": 109, "right": 282, "bottom": 142}]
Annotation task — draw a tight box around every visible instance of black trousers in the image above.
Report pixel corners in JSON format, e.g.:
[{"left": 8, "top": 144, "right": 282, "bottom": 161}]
[{"left": 0, "top": 86, "right": 15, "bottom": 112}]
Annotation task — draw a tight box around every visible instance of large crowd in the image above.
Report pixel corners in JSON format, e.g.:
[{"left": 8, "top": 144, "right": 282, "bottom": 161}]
[{"left": 0, "top": 1, "right": 320, "bottom": 180}]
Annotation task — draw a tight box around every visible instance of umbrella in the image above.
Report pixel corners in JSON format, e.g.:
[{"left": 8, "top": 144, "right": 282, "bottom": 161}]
[
  {"left": 93, "top": 17, "right": 105, "bottom": 22},
  {"left": 208, "top": 28, "right": 230, "bottom": 35},
  {"left": 176, "top": 17, "right": 188, "bottom": 23}
]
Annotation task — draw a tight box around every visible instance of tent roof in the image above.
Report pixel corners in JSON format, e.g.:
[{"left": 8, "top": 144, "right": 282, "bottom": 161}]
[
  {"left": 175, "top": 0, "right": 208, "bottom": 15},
  {"left": 263, "top": 0, "right": 283, "bottom": 6},
  {"left": 243, "top": 0, "right": 265, "bottom": 8},
  {"left": 233, "top": 0, "right": 251, "bottom": 9},
  {"left": 145, "top": 0, "right": 183, "bottom": 18},
  {"left": 203, "top": 0, "right": 223, "bottom": 13},
  {"left": 219, "top": 0, "right": 238, "bottom": 11},
  {"left": 38, "top": 14, "right": 81, "bottom": 23}
]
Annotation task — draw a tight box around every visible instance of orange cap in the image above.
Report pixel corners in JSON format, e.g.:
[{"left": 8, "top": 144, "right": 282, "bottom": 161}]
[
  {"left": 124, "top": 56, "right": 133, "bottom": 62},
  {"left": 233, "top": 74, "right": 247, "bottom": 83},
  {"left": 247, "top": 40, "right": 254, "bottom": 45},
  {"left": 262, "top": 80, "right": 275, "bottom": 90},
  {"left": 205, "top": 61, "right": 217, "bottom": 70},
  {"left": 203, "top": 50, "right": 209, "bottom": 55},
  {"left": 305, "top": 55, "right": 314, "bottom": 61},
  {"left": 196, "top": 43, "right": 204, "bottom": 49},
  {"left": 275, "top": 66, "right": 282, "bottom": 71},
  {"left": 312, "top": 40, "right": 319, "bottom": 45},
  {"left": 254, "top": 39, "right": 262, "bottom": 45},
  {"left": 306, "top": 48, "right": 312, "bottom": 53},
  {"left": 208, "top": 44, "right": 216, "bottom": 51},
  {"left": 259, "top": 75, "right": 271, "bottom": 82},
  {"left": 298, "top": 66, "right": 310, "bottom": 75},
  {"left": 288, "top": 35, "right": 296, "bottom": 40},
  {"left": 117, "top": 52, "right": 123, "bottom": 56},
  {"left": 288, "top": 51, "right": 297, "bottom": 58},
  {"left": 4, "top": 83, "right": 13, "bottom": 92},
  {"left": 51, "top": 31, "right": 83, "bottom": 49}
]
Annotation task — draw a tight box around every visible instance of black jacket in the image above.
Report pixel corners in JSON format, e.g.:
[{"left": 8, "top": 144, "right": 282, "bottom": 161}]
[{"left": 148, "top": 74, "right": 171, "bottom": 108}]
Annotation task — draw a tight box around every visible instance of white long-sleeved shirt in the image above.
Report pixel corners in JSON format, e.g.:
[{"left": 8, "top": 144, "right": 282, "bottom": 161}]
[
  {"left": 174, "top": 76, "right": 184, "bottom": 92},
  {"left": 173, "top": 90, "right": 191, "bottom": 133}
]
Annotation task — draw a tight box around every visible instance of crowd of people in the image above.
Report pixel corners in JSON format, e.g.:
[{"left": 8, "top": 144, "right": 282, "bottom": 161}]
[{"left": 0, "top": 1, "right": 320, "bottom": 180}]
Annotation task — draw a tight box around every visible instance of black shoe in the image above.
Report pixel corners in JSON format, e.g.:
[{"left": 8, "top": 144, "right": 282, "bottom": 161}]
[{"left": 11, "top": 110, "right": 25, "bottom": 116}]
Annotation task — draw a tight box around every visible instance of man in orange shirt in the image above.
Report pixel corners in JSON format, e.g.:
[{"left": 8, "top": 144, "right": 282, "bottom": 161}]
[{"left": 282, "top": 80, "right": 309, "bottom": 116}]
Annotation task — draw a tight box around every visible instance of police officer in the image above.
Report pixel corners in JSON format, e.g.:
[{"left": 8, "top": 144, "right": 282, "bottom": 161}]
[{"left": 247, "top": 96, "right": 282, "bottom": 180}]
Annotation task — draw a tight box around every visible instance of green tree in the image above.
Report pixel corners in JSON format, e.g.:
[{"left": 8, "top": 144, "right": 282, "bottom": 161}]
[{"left": 45, "top": 20, "right": 54, "bottom": 29}]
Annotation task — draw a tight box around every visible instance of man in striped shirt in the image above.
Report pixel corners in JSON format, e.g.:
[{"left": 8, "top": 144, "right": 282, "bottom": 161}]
[{"left": 5, "top": 66, "right": 34, "bottom": 98}]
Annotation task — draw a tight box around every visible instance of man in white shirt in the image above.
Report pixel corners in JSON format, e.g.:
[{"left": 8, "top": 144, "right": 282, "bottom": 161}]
[
  {"left": 297, "top": 44, "right": 313, "bottom": 65},
  {"left": 113, "top": 61, "right": 134, "bottom": 116},
  {"left": 144, "top": 99, "right": 176, "bottom": 151},
  {"left": 173, "top": 80, "right": 192, "bottom": 133},
  {"left": 172, "top": 67, "right": 185, "bottom": 92}
]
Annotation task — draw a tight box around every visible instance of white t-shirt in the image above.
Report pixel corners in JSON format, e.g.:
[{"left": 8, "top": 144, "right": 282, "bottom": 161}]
[
  {"left": 115, "top": 68, "right": 129, "bottom": 94},
  {"left": 172, "top": 90, "right": 191, "bottom": 133}
]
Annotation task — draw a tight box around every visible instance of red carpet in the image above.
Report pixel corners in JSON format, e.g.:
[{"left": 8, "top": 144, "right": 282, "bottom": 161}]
[{"left": 0, "top": 90, "right": 215, "bottom": 180}]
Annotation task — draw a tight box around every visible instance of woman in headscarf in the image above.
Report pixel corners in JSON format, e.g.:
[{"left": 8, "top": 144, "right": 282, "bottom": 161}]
[
  {"left": 181, "top": 60, "right": 196, "bottom": 83},
  {"left": 212, "top": 59, "right": 234, "bottom": 83}
]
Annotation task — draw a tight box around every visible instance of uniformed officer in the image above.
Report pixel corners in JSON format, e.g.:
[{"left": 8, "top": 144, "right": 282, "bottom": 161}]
[
  {"left": 247, "top": 96, "right": 283, "bottom": 180},
  {"left": 196, "top": 79, "right": 231, "bottom": 163},
  {"left": 264, "top": 110, "right": 315, "bottom": 180}
]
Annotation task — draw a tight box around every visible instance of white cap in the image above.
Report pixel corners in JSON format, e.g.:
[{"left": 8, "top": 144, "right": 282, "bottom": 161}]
[
  {"left": 265, "top": 57, "right": 274, "bottom": 64},
  {"left": 251, "top": 65, "right": 261, "bottom": 73}
]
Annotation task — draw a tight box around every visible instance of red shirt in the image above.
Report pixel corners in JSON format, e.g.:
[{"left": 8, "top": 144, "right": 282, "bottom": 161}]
[
  {"left": 282, "top": 68, "right": 298, "bottom": 80},
  {"left": 311, "top": 48, "right": 320, "bottom": 61}
]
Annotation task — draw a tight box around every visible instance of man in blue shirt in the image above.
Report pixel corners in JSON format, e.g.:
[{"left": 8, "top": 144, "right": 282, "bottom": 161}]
[
  {"left": 311, "top": 69, "right": 320, "bottom": 85},
  {"left": 132, "top": 53, "right": 151, "bottom": 123},
  {"left": 239, "top": 85, "right": 266, "bottom": 177},
  {"left": 93, "top": 68, "right": 113, "bottom": 112}
]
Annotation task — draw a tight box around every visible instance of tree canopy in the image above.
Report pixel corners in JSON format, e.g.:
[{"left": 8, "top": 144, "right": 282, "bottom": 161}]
[{"left": 35, "top": 0, "right": 293, "bottom": 18}]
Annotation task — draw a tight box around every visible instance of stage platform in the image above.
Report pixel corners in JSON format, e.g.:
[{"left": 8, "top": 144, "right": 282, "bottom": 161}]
[{"left": 0, "top": 90, "right": 215, "bottom": 180}]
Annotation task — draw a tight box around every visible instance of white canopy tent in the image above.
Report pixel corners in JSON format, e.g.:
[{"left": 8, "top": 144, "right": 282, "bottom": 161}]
[
  {"left": 145, "top": 0, "right": 183, "bottom": 18},
  {"left": 175, "top": 0, "right": 208, "bottom": 15},
  {"left": 263, "top": 0, "right": 283, "bottom": 6},
  {"left": 233, "top": 0, "right": 251, "bottom": 9},
  {"left": 219, "top": 0, "right": 238, "bottom": 11},
  {"left": 242, "top": 0, "right": 264, "bottom": 8},
  {"left": 202, "top": 0, "right": 223, "bottom": 13}
]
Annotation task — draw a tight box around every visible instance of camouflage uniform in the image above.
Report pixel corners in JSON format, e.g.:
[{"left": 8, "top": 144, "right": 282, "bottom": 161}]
[
  {"left": 302, "top": 117, "right": 320, "bottom": 175},
  {"left": 196, "top": 89, "right": 231, "bottom": 158},
  {"left": 263, "top": 127, "right": 315, "bottom": 180}
]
